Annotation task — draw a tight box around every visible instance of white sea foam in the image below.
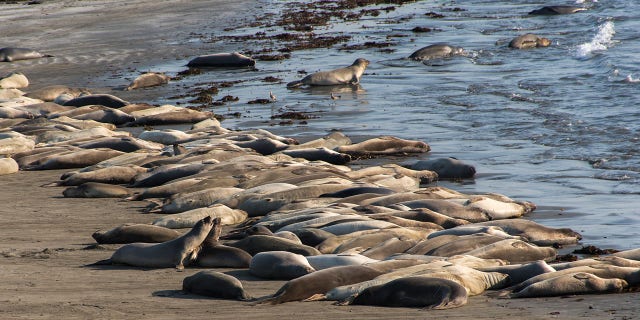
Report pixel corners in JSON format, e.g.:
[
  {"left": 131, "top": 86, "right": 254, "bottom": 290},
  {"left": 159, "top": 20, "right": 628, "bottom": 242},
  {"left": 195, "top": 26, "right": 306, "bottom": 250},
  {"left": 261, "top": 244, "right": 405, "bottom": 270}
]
[
  {"left": 576, "top": 21, "right": 615, "bottom": 57},
  {"left": 625, "top": 74, "right": 640, "bottom": 83}
]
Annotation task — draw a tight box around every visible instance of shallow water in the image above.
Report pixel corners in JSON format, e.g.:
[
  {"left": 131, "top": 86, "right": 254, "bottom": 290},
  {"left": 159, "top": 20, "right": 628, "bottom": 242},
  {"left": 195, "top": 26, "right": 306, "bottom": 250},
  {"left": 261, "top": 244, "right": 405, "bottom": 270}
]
[
  {"left": 21, "top": 0, "right": 640, "bottom": 249},
  {"left": 138, "top": 0, "right": 640, "bottom": 250}
]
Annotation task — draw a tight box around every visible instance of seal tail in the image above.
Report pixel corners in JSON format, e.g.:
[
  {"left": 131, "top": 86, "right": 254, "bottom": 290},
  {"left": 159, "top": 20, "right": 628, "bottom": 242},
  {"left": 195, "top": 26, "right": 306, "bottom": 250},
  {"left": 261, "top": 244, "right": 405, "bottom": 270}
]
[
  {"left": 245, "top": 294, "right": 277, "bottom": 305},
  {"left": 286, "top": 80, "right": 304, "bottom": 88},
  {"left": 85, "top": 258, "right": 113, "bottom": 267}
]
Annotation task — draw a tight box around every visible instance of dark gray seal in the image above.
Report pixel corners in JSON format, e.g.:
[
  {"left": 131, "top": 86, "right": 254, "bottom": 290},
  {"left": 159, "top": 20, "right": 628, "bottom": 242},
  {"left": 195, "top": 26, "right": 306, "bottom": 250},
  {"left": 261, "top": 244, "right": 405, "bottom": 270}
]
[
  {"left": 62, "top": 94, "right": 129, "bottom": 108},
  {"left": 187, "top": 52, "right": 255, "bottom": 68},
  {"left": 182, "top": 270, "right": 252, "bottom": 300},
  {"left": 508, "top": 34, "right": 552, "bottom": 49},
  {"left": 409, "top": 43, "right": 465, "bottom": 61},
  {"left": 529, "top": 6, "right": 586, "bottom": 15},
  {"left": 405, "top": 157, "right": 476, "bottom": 179},
  {"left": 0, "top": 47, "right": 52, "bottom": 62},
  {"left": 350, "top": 277, "right": 468, "bottom": 309}
]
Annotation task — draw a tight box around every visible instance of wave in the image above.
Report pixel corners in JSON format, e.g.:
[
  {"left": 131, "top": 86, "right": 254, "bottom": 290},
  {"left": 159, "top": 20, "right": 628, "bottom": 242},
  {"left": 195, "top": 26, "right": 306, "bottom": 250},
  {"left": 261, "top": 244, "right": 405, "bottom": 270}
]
[{"left": 575, "top": 21, "right": 615, "bottom": 58}]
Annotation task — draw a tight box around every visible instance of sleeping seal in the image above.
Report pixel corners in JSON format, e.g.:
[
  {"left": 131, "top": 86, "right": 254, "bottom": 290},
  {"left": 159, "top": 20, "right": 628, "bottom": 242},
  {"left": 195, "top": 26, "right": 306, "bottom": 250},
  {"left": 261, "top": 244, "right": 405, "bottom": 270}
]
[
  {"left": 287, "top": 58, "right": 370, "bottom": 88},
  {"left": 187, "top": 52, "right": 255, "bottom": 68}
]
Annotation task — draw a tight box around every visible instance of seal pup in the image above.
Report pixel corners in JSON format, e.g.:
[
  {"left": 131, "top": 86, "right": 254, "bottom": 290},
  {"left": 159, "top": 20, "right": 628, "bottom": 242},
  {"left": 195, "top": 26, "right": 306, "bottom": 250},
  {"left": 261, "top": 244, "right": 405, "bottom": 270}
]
[
  {"left": 350, "top": 277, "right": 468, "bottom": 309},
  {"left": 0, "top": 47, "right": 52, "bottom": 62},
  {"left": 90, "top": 216, "right": 214, "bottom": 269},
  {"left": 508, "top": 34, "right": 552, "bottom": 49},
  {"left": 528, "top": 5, "right": 586, "bottom": 15},
  {"left": 187, "top": 52, "right": 255, "bottom": 68},
  {"left": 182, "top": 271, "right": 252, "bottom": 300},
  {"left": 409, "top": 43, "right": 465, "bottom": 61},
  {"left": 125, "top": 72, "right": 171, "bottom": 90},
  {"left": 286, "top": 58, "right": 370, "bottom": 88}
]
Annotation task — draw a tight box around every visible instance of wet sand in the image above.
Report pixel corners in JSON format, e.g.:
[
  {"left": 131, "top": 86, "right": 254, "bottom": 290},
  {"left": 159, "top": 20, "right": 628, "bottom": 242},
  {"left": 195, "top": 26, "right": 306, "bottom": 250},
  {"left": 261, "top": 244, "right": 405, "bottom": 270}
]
[{"left": 1, "top": 1, "right": 640, "bottom": 319}]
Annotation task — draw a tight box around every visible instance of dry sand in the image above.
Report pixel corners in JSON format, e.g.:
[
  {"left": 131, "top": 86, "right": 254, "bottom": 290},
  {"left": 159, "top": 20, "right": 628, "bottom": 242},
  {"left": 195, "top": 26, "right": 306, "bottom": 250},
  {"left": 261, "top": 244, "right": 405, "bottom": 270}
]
[{"left": 1, "top": 1, "right": 639, "bottom": 319}]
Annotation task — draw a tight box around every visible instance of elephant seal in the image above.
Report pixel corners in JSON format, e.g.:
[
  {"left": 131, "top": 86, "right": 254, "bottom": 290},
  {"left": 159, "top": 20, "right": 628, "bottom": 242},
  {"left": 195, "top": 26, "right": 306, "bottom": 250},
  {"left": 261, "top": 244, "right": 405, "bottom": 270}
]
[
  {"left": 125, "top": 72, "right": 171, "bottom": 90},
  {"left": 0, "top": 72, "right": 29, "bottom": 89},
  {"left": 187, "top": 52, "right": 255, "bottom": 68},
  {"left": 287, "top": 58, "right": 370, "bottom": 88},
  {"left": 62, "top": 182, "right": 132, "bottom": 198},
  {"left": 62, "top": 94, "right": 129, "bottom": 108},
  {"left": 194, "top": 219, "right": 253, "bottom": 268},
  {"left": 509, "top": 272, "right": 627, "bottom": 298},
  {"left": 25, "top": 85, "right": 90, "bottom": 101},
  {"left": 350, "top": 277, "right": 468, "bottom": 309},
  {"left": 405, "top": 157, "right": 476, "bottom": 179},
  {"left": 91, "top": 216, "right": 214, "bottom": 269},
  {"left": 479, "top": 260, "right": 556, "bottom": 287},
  {"left": 306, "top": 253, "right": 378, "bottom": 270},
  {"left": 256, "top": 265, "right": 385, "bottom": 304},
  {"left": 182, "top": 270, "right": 252, "bottom": 300},
  {"left": 281, "top": 147, "right": 352, "bottom": 165},
  {"left": 92, "top": 224, "right": 182, "bottom": 244},
  {"left": 337, "top": 136, "right": 430, "bottom": 157},
  {"left": 508, "top": 34, "right": 552, "bottom": 49},
  {"left": 0, "top": 157, "right": 19, "bottom": 175},
  {"left": 528, "top": 5, "right": 586, "bottom": 15},
  {"left": 228, "top": 235, "right": 321, "bottom": 256},
  {"left": 249, "top": 251, "right": 316, "bottom": 280},
  {"left": 0, "top": 47, "right": 52, "bottom": 62},
  {"left": 409, "top": 43, "right": 465, "bottom": 61}
]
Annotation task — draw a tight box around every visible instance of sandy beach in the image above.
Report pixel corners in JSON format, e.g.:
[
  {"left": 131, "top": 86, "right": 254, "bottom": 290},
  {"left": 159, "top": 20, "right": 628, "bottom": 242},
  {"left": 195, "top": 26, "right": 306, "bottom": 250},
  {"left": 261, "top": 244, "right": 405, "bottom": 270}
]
[{"left": 2, "top": 1, "right": 640, "bottom": 319}]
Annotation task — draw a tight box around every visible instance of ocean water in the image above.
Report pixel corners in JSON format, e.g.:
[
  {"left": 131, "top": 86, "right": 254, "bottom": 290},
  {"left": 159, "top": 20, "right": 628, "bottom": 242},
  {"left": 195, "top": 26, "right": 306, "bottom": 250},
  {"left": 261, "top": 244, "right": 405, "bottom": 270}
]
[{"left": 144, "top": 0, "right": 640, "bottom": 250}]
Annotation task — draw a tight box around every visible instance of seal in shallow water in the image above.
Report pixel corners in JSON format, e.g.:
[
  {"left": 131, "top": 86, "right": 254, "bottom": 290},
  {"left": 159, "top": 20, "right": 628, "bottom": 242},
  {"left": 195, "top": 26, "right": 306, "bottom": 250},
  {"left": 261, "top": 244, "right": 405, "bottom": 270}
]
[
  {"left": 508, "top": 34, "right": 552, "bottom": 49},
  {"left": 91, "top": 216, "right": 214, "bottom": 269},
  {"left": 0, "top": 47, "right": 52, "bottom": 62},
  {"left": 409, "top": 43, "right": 465, "bottom": 61},
  {"left": 186, "top": 52, "right": 255, "bottom": 68},
  {"left": 528, "top": 5, "right": 586, "bottom": 15},
  {"left": 286, "top": 58, "right": 370, "bottom": 88}
]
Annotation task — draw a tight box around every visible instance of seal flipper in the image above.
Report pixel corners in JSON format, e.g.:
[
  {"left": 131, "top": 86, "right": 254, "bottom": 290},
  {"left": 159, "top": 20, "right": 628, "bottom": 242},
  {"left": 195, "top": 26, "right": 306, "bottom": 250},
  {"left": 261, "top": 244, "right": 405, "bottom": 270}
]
[
  {"left": 349, "top": 75, "right": 360, "bottom": 85},
  {"left": 286, "top": 80, "right": 304, "bottom": 88}
]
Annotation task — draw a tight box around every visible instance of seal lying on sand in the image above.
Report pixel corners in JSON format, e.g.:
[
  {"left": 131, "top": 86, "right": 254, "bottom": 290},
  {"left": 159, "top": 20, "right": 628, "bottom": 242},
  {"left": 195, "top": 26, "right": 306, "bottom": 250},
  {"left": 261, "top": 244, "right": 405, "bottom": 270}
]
[
  {"left": 90, "top": 216, "right": 214, "bottom": 269},
  {"left": 125, "top": 72, "right": 171, "bottom": 91},
  {"left": 508, "top": 34, "right": 552, "bottom": 49},
  {"left": 182, "top": 270, "right": 252, "bottom": 300},
  {"left": 350, "top": 277, "right": 468, "bottom": 309},
  {"left": 187, "top": 52, "right": 255, "bottom": 68},
  {"left": 287, "top": 58, "right": 370, "bottom": 88},
  {"left": 0, "top": 47, "right": 52, "bottom": 62}
]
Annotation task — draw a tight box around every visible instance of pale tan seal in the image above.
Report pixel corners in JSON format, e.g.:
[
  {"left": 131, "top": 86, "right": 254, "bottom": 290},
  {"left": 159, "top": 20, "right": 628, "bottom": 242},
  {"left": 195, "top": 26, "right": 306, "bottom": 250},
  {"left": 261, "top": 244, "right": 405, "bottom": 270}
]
[
  {"left": 508, "top": 34, "right": 552, "bottom": 49},
  {"left": 249, "top": 251, "right": 315, "bottom": 280},
  {"left": 287, "top": 58, "right": 370, "bottom": 88},
  {"left": 125, "top": 72, "right": 171, "bottom": 91},
  {"left": 91, "top": 216, "right": 214, "bottom": 269},
  {"left": 92, "top": 224, "right": 182, "bottom": 244},
  {"left": 509, "top": 272, "right": 627, "bottom": 298},
  {"left": 0, "top": 72, "right": 29, "bottom": 89}
]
